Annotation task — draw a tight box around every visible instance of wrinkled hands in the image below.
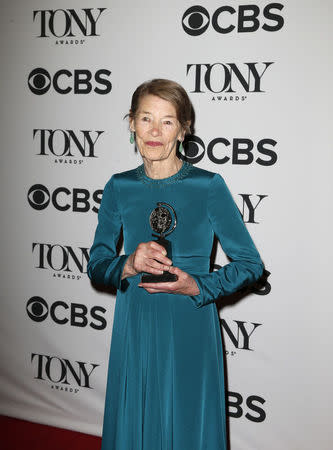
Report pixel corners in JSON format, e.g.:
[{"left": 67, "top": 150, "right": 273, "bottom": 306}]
[
  {"left": 122, "top": 241, "right": 172, "bottom": 278},
  {"left": 122, "top": 241, "right": 200, "bottom": 296}
]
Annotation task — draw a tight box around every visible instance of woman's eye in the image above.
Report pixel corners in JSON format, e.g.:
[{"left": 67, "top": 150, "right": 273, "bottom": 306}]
[
  {"left": 142, "top": 116, "right": 150, "bottom": 122},
  {"left": 163, "top": 120, "right": 173, "bottom": 125}
]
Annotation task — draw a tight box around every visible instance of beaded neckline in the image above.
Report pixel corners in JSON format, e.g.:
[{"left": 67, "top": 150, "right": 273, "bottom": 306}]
[{"left": 136, "top": 160, "right": 192, "bottom": 186}]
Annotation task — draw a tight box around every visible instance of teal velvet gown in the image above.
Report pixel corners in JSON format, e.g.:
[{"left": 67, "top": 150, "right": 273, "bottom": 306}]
[{"left": 87, "top": 161, "right": 263, "bottom": 450}]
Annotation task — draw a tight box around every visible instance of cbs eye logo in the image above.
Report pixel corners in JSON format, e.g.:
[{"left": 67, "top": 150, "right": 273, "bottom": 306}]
[
  {"left": 28, "top": 68, "right": 51, "bottom": 95},
  {"left": 27, "top": 184, "right": 50, "bottom": 210},
  {"left": 182, "top": 6, "right": 210, "bottom": 36},
  {"left": 179, "top": 135, "right": 205, "bottom": 163},
  {"left": 26, "top": 296, "right": 49, "bottom": 322}
]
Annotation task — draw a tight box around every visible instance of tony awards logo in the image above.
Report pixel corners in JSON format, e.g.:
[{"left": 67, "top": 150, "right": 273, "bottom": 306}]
[{"left": 141, "top": 202, "right": 178, "bottom": 283}]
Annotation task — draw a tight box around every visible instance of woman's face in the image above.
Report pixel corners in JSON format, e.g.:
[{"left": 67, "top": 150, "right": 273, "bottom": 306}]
[{"left": 130, "top": 94, "right": 184, "bottom": 164}]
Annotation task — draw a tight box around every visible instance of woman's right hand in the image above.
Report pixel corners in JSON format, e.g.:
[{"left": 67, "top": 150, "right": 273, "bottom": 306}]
[{"left": 121, "top": 241, "right": 172, "bottom": 280}]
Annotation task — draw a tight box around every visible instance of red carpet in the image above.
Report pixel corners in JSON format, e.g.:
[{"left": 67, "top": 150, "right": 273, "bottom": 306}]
[{"left": 1, "top": 415, "right": 101, "bottom": 450}]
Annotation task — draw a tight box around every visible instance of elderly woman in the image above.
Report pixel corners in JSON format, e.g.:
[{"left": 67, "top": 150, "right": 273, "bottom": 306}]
[{"left": 88, "top": 79, "right": 263, "bottom": 450}]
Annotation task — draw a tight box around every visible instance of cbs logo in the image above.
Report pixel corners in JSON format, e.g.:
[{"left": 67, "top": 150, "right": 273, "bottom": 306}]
[
  {"left": 27, "top": 184, "right": 102, "bottom": 213},
  {"left": 27, "top": 67, "right": 112, "bottom": 95},
  {"left": 180, "top": 135, "right": 278, "bottom": 166},
  {"left": 26, "top": 296, "right": 106, "bottom": 330},
  {"left": 228, "top": 391, "right": 266, "bottom": 423},
  {"left": 182, "top": 3, "right": 284, "bottom": 36}
]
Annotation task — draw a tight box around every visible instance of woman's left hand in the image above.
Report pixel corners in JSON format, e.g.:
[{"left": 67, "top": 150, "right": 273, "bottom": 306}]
[{"left": 138, "top": 266, "right": 200, "bottom": 296}]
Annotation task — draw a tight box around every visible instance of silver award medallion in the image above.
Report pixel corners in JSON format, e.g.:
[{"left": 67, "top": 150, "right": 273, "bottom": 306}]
[{"left": 141, "top": 202, "right": 178, "bottom": 283}]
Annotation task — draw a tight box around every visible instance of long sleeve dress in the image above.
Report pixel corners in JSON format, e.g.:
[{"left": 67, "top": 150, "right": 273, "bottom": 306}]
[{"left": 87, "top": 161, "right": 263, "bottom": 450}]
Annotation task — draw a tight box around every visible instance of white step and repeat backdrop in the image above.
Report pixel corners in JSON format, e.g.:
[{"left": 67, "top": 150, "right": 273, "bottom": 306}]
[{"left": 1, "top": 1, "right": 332, "bottom": 449}]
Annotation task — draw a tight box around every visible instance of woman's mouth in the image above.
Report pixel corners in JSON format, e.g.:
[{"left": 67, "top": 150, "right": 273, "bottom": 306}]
[{"left": 145, "top": 141, "right": 163, "bottom": 147}]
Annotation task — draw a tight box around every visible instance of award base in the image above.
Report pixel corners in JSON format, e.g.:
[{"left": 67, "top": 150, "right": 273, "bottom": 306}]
[
  {"left": 141, "top": 235, "right": 178, "bottom": 283},
  {"left": 141, "top": 271, "right": 178, "bottom": 283}
]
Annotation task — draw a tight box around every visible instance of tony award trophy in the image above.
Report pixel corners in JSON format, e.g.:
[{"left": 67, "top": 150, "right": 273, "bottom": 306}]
[{"left": 141, "top": 202, "right": 178, "bottom": 283}]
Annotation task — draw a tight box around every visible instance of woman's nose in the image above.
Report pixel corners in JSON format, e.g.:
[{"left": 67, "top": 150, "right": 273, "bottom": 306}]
[{"left": 150, "top": 121, "right": 161, "bottom": 136}]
